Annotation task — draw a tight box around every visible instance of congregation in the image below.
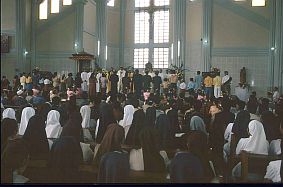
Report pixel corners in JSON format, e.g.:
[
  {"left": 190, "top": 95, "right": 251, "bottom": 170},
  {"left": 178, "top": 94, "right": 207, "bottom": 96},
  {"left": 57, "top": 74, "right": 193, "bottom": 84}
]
[{"left": 1, "top": 66, "right": 282, "bottom": 184}]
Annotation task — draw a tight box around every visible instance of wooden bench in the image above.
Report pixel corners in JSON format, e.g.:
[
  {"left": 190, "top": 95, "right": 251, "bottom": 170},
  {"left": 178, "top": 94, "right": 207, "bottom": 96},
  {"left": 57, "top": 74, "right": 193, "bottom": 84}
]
[
  {"left": 25, "top": 159, "right": 169, "bottom": 183},
  {"left": 240, "top": 150, "right": 281, "bottom": 183}
]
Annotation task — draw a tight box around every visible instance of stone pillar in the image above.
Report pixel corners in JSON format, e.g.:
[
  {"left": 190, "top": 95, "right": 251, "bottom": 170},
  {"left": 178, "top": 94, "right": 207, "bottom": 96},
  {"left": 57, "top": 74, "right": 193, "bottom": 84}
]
[
  {"left": 119, "top": 0, "right": 126, "bottom": 67},
  {"left": 16, "top": 0, "right": 26, "bottom": 74},
  {"left": 269, "top": 0, "right": 283, "bottom": 93},
  {"left": 75, "top": 0, "right": 86, "bottom": 52},
  {"left": 96, "top": 0, "right": 107, "bottom": 69},
  {"left": 173, "top": 0, "right": 186, "bottom": 68},
  {"left": 202, "top": 0, "right": 212, "bottom": 72}
]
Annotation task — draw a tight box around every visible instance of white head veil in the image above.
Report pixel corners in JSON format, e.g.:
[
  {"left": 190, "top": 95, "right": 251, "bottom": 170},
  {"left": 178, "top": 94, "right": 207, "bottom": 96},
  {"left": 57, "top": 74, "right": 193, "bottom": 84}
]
[
  {"left": 80, "top": 105, "right": 91, "bottom": 128},
  {"left": 45, "top": 110, "right": 62, "bottom": 138},
  {"left": 18, "top": 107, "right": 35, "bottom": 135},
  {"left": 2, "top": 108, "right": 16, "bottom": 120},
  {"left": 236, "top": 120, "right": 269, "bottom": 155},
  {"left": 119, "top": 105, "right": 135, "bottom": 138}
]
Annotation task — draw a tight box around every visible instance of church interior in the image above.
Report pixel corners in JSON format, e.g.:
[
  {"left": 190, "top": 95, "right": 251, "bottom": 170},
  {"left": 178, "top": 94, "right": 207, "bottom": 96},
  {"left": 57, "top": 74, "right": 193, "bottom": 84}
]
[{"left": 1, "top": 0, "right": 282, "bottom": 184}]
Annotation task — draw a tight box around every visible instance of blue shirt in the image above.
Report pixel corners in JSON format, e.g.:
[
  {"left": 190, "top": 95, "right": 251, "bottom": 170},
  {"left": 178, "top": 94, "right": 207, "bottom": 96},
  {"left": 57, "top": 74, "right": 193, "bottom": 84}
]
[
  {"left": 187, "top": 81, "right": 196, "bottom": 90},
  {"left": 195, "top": 75, "right": 203, "bottom": 89}
]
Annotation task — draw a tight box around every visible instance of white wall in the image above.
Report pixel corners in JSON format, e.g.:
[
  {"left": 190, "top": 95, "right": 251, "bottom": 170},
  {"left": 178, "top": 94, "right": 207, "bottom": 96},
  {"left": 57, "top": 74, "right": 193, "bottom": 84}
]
[
  {"left": 211, "top": 2, "right": 270, "bottom": 96},
  {"left": 35, "top": 9, "right": 76, "bottom": 76}
]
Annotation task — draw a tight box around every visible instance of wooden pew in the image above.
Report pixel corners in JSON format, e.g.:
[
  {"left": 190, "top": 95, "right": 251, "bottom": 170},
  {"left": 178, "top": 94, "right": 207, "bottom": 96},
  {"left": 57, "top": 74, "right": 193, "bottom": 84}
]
[
  {"left": 240, "top": 150, "right": 281, "bottom": 183},
  {"left": 226, "top": 134, "right": 240, "bottom": 180},
  {"left": 25, "top": 159, "right": 169, "bottom": 184}
]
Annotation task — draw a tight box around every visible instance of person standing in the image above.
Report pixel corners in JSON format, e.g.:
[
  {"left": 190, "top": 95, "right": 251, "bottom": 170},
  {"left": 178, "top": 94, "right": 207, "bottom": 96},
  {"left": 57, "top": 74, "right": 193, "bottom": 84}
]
[
  {"left": 100, "top": 73, "right": 108, "bottom": 96},
  {"left": 213, "top": 72, "right": 222, "bottom": 99},
  {"left": 12, "top": 75, "right": 20, "bottom": 92},
  {"left": 20, "top": 73, "right": 26, "bottom": 90},
  {"left": 169, "top": 70, "right": 178, "bottom": 90},
  {"left": 272, "top": 87, "right": 280, "bottom": 103},
  {"left": 117, "top": 67, "right": 126, "bottom": 94},
  {"left": 110, "top": 70, "right": 119, "bottom": 96},
  {"left": 96, "top": 70, "right": 102, "bottom": 95},
  {"left": 1, "top": 76, "right": 10, "bottom": 90},
  {"left": 81, "top": 70, "right": 88, "bottom": 93},
  {"left": 88, "top": 73, "right": 97, "bottom": 101},
  {"left": 153, "top": 71, "right": 162, "bottom": 95},
  {"left": 75, "top": 72, "right": 83, "bottom": 95},
  {"left": 195, "top": 71, "right": 203, "bottom": 90},
  {"left": 143, "top": 71, "right": 152, "bottom": 91},
  {"left": 52, "top": 72, "right": 60, "bottom": 91},
  {"left": 133, "top": 69, "right": 143, "bottom": 98},
  {"left": 222, "top": 71, "right": 232, "bottom": 96},
  {"left": 122, "top": 72, "right": 130, "bottom": 94},
  {"left": 25, "top": 73, "right": 33, "bottom": 91},
  {"left": 44, "top": 76, "right": 51, "bottom": 92},
  {"left": 204, "top": 74, "right": 213, "bottom": 100},
  {"left": 187, "top": 78, "right": 196, "bottom": 94},
  {"left": 66, "top": 73, "right": 74, "bottom": 89},
  {"left": 60, "top": 74, "right": 67, "bottom": 92}
]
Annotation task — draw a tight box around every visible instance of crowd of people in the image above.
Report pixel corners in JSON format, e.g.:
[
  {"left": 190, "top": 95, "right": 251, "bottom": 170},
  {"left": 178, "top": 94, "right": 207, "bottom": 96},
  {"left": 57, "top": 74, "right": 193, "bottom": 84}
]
[{"left": 1, "top": 66, "right": 282, "bottom": 183}]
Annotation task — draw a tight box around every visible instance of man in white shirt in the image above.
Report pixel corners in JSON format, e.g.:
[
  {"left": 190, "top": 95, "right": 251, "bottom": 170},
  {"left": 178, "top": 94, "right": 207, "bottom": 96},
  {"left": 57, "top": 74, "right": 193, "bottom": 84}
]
[
  {"left": 87, "top": 70, "right": 92, "bottom": 86},
  {"left": 96, "top": 70, "right": 102, "bottom": 94},
  {"left": 81, "top": 70, "right": 89, "bottom": 92},
  {"left": 117, "top": 67, "right": 126, "bottom": 93},
  {"left": 273, "top": 87, "right": 280, "bottom": 103}
]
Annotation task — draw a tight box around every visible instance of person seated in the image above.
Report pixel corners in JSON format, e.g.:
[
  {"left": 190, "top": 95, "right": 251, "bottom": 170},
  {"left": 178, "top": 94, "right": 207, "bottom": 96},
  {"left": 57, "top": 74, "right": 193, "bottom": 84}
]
[
  {"left": 22, "top": 115, "right": 50, "bottom": 160},
  {"left": 31, "top": 89, "right": 46, "bottom": 106},
  {"left": 129, "top": 127, "right": 168, "bottom": 172},
  {"left": 268, "top": 120, "right": 282, "bottom": 156},
  {"left": 1, "top": 139, "right": 30, "bottom": 184},
  {"left": 169, "top": 131, "right": 216, "bottom": 183},
  {"left": 1, "top": 118, "right": 18, "bottom": 152},
  {"left": 80, "top": 105, "right": 95, "bottom": 143},
  {"left": 97, "top": 151, "right": 130, "bottom": 183},
  {"left": 13, "top": 90, "right": 28, "bottom": 107},
  {"left": 264, "top": 160, "right": 282, "bottom": 183},
  {"left": 48, "top": 136, "right": 83, "bottom": 183},
  {"left": 93, "top": 123, "right": 126, "bottom": 169},
  {"left": 60, "top": 111, "right": 94, "bottom": 163},
  {"left": 2, "top": 108, "right": 16, "bottom": 120},
  {"left": 232, "top": 120, "right": 269, "bottom": 180},
  {"left": 45, "top": 110, "right": 63, "bottom": 139}
]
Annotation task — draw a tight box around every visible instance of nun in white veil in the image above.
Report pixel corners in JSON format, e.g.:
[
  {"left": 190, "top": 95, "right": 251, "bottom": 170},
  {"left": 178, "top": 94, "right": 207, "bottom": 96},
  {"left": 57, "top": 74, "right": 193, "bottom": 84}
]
[
  {"left": 119, "top": 105, "right": 135, "bottom": 139},
  {"left": 232, "top": 120, "right": 269, "bottom": 179},
  {"left": 18, "top": 107, "right": 35, "bottom": 135},
  {"left": 45, "top": 110, "right": 63, "bottom": 139},
  {"left": 2, "top": 108, "right": 16, "bottom": 120},
  {"left": 80, "top": 105, "right": 94, "bottom": 143}
]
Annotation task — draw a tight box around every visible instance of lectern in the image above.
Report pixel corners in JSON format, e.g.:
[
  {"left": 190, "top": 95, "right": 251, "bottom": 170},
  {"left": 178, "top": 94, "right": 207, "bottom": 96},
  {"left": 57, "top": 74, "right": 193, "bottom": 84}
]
[{"left": 69, "top": 51, "right": 96, "bottom": 73}]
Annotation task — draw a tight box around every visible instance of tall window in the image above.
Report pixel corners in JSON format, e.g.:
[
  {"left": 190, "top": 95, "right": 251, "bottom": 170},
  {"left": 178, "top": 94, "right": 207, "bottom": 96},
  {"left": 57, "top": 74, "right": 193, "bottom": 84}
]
[
  {"left": 51, "top": 0, "right": 60, "bottom": 13},
  {"left": 39, "top": 0, "right": 48, "bottom": 20},
  {"left": 134, "top": 0, "right": 170, "bottom": 69},
  {"left": 107, "top": 0, "right": 115, "bottom": 7}
]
